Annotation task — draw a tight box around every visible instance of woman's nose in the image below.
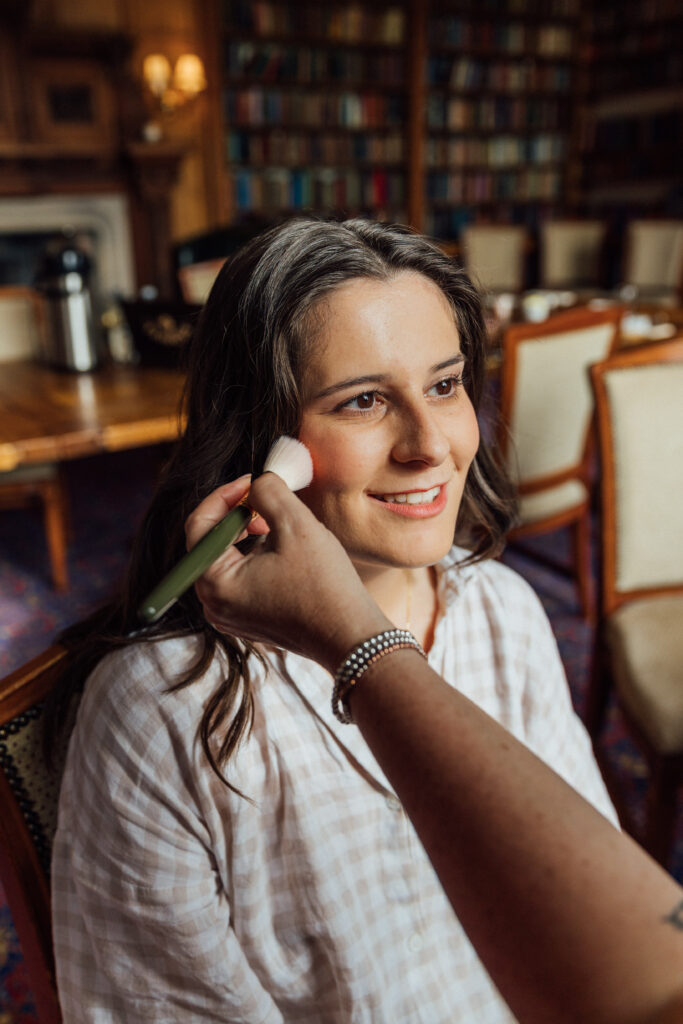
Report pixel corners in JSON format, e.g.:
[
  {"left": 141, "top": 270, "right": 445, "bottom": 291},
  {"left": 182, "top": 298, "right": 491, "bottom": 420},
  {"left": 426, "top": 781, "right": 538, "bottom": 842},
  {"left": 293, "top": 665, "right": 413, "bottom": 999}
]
[{"left": 391, "top": 403, "right": 450, "bottom": 467}]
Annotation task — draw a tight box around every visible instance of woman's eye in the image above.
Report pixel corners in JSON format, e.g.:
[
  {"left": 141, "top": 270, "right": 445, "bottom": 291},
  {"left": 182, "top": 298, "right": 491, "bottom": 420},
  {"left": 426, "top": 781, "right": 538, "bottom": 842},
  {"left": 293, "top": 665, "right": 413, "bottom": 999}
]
[
  {"left": 429, "top": 375, "right": 462, "bottom": 398},
  {"left": 343, "top": 391, "right": 377, "bottom": 412}
]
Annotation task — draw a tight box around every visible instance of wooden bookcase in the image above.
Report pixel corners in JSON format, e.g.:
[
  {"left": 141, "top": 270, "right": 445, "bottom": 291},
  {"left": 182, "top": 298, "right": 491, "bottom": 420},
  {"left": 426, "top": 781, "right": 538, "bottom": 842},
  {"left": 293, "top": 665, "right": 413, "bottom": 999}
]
[
  {"left": 214, "top": 0, "right": 412, "bottom": 224},
  {"left": 207, "top": 0, "right": 677, "bottom": 242},
  {"left": 579, "top": 0, "right": 683, "bottom": 211},
  {"left": 423, "top": 0, "right": 581, "bottom": 241}
]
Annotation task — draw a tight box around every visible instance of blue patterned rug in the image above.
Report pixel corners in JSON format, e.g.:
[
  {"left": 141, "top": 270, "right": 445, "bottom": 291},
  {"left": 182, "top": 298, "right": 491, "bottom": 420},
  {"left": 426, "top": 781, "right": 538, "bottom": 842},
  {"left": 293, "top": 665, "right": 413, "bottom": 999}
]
[{"left": 0, "top": 446, "right": 681, "bottom": 1016}]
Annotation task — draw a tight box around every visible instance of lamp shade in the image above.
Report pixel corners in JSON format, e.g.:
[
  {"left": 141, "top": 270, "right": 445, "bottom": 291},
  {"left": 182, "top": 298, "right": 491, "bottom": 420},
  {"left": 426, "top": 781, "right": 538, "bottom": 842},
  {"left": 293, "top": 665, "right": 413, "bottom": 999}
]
[
  {"left": 173, "top": 54, "right": 207, "bottom": 96},
  {"left": 143, "top": 54, "right": 172, "bottom": 96}
]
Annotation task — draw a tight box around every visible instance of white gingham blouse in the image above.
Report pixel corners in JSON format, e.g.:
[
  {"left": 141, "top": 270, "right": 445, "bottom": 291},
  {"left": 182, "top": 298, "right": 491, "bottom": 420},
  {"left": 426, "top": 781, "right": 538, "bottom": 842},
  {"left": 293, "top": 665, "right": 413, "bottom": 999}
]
[{"left": 52, "top": 550, "right": 617, "bottom": 1023}]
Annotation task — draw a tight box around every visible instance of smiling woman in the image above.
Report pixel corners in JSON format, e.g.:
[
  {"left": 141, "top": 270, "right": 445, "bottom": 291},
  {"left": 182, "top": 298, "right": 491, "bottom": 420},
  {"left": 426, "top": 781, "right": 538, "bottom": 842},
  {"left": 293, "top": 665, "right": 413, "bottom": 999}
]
[{"left": 48, "top": 219, "right": 618, "bottom": 1024}]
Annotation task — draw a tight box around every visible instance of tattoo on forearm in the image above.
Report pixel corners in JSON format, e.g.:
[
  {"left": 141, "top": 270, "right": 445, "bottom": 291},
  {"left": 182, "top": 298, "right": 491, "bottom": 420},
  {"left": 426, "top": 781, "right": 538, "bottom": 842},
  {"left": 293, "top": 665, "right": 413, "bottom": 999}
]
[{"left": 662, "top": 901, "right": 683, "bottom": 930}]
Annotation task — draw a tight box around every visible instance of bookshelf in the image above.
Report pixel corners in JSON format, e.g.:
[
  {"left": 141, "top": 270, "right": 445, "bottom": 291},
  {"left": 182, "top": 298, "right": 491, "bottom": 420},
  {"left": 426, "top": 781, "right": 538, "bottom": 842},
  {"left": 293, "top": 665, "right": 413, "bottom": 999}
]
[
  {"left": 579, "top": 0, "right": 683, "bottom": 209},
  {"left": 423, "top": 0, "right": 581, "bottom": 241},
  {"left": 215, "top": 0, "right": 411, "bottom": 222},
  {"left": 206, "top": 0, "right": 677, "bottom": 243}
]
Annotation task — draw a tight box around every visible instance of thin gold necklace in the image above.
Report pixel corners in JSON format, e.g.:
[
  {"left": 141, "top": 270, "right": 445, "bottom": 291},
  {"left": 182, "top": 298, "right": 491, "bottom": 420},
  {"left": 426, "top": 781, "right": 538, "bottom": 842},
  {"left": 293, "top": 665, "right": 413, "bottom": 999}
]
[{"left": 405, "top": 569, "right": 412, "bottom": 632}]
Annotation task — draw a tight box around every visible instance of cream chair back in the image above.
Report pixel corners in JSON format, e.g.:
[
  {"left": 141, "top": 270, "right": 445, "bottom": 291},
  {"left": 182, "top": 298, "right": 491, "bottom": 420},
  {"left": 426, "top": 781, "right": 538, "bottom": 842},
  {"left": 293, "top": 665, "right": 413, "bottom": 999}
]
[
  {"left": 624, "top": 220, "right": 683, "bottom": 293},
  {"left": 0, "top": 286, "right": 46, "bottom": 361},
  {"left": 461, "top": 225, "right": 527, "bottom": 293},
  {"left": 540, "top": 220, "right": 606, "bottom": 289},
  {"left": 503, "top": 311, "right": 619, "bottom": 486},
  {"left": 601, "top": 353, "right": 683, "bottom": 595}
]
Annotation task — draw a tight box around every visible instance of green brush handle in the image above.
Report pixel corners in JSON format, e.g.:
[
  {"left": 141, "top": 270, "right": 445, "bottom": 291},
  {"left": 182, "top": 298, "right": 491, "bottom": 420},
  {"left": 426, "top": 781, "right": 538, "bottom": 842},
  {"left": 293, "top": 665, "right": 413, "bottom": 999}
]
[{"left": 138, "top": 503, "right": 251, "bottom": 623}]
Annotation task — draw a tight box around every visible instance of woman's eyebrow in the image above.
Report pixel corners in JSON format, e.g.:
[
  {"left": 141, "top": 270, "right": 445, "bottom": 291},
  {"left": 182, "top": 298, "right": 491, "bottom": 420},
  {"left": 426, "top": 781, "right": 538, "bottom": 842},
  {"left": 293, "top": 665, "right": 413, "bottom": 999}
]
[
  {"left": 312, "top": 373, "right": 386, "bottom": 401},
  {"left": 313, "top": 354, "right": 466, "bottom": 402},
  {"left": 433, "top": 354, "right": 466, "bottom": 373}
]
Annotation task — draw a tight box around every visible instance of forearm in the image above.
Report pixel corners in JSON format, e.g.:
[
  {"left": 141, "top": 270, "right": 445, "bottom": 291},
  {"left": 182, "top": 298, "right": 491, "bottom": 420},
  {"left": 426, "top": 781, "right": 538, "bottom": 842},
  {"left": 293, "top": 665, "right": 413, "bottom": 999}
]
[{"left": 348, "top": 649, "right": 683, "bottom": 1024}]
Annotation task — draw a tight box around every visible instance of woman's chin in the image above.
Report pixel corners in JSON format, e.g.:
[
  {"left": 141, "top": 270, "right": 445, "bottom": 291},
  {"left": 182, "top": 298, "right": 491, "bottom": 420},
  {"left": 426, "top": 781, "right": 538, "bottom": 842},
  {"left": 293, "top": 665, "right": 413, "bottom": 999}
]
[{"left": 352, "top": 539, "right": 455, "bottom": 575}]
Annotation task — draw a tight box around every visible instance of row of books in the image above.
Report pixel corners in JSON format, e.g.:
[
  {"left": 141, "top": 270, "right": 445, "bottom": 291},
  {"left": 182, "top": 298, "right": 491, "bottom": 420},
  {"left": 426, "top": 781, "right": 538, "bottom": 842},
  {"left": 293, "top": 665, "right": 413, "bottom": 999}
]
[
  {"left": 231, "top": 167, "right": 406, "bottom": 211},
  {"left": 588, "top": 54, "right": 680, "bottom": 93},
  {"left": 429, "top": 18, "right": 575, "bottom": 57},
  {"left": 589, "top": 25, "right": 679, "bottom": 59},
  {"left": 223, "top": 1, "right": 405, "bottom": 45},
  {"left": 227, "top": 130, "right": 405, "bottom": 165},
  {"left": 224, "top": 89, "right": 405, "bottom": 128},
  {"left": 437, "top": 0, "right": 579, "bottom": 16},
  {"left": 586, "top": 108, "right": 680, "bottom": 152},
  {"left": 426, "top": 167, "right": 562, "bottom": 203},
  {"left": 222, "top": 42, "right": 405, "bottom": 85},
  {"left": 426, "top": 133, "right": 566, "bottom": 168},
  {"left": 587, "top": 0, "right": 679, "bottom": 33},
  {"left": 428, "top": 57, "right": 572, "bottom": 92},
  {"left": 426, "top": 96, "right": 569, "bottom": 131}
]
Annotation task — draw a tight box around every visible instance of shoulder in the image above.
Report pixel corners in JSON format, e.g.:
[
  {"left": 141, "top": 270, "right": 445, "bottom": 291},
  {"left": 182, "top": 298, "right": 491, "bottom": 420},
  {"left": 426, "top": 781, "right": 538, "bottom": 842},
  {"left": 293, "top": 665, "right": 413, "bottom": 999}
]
[
  {"left": 81, "top": 635, "right": 211, "bottom": 711},
  {"left": 73, "top": 636, "right": 225, "bottom": 768}
]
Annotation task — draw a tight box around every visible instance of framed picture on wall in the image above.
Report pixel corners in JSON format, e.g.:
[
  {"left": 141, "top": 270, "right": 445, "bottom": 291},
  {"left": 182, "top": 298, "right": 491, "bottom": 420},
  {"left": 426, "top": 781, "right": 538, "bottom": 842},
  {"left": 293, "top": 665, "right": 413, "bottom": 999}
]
[{"left": 30, "top": 59, "right": 115, "bottom": 149}]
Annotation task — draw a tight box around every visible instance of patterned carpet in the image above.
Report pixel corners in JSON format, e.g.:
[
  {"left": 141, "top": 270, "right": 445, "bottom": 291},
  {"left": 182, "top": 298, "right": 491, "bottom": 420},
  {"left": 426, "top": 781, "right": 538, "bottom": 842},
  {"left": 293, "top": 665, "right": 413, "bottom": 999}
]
[{"left": 0, "top": 445, "right": 681, "bottom": 1018}]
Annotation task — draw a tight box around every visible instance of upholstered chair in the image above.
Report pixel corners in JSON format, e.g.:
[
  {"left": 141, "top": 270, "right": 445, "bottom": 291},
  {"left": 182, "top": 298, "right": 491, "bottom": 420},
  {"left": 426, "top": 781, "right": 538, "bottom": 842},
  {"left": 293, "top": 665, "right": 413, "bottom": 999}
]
[
  {"left": 623, "top": 219, "right": 683, "bottom": 304},
  {"left": 539, "top": 219, "right": 607, "bottom": 293},
  {"left": 461, "top": 224, "right": 528, "bottom": 294},
  {"left": 0, "top": 644, "right": 78, "bottom": 1023},
  {"left": 586, "top": 336, "right": 683, "bottom": 869},
  {"left": 499, "top": 306, "right": 622, "bottom": 619}
]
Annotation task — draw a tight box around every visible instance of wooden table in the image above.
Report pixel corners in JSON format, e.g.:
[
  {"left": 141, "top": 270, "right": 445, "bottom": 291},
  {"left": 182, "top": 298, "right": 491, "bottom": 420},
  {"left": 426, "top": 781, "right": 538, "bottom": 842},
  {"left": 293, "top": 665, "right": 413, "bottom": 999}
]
[{"left": 0, "top": 360, "right": 186, "bottom": 472}]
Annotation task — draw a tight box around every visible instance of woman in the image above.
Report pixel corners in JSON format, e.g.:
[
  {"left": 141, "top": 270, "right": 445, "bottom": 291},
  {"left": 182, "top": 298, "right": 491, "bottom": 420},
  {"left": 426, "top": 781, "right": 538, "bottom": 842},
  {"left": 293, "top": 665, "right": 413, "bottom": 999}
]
[{"left": 51, "top": 219, "right": 617, "bottom": 1023}]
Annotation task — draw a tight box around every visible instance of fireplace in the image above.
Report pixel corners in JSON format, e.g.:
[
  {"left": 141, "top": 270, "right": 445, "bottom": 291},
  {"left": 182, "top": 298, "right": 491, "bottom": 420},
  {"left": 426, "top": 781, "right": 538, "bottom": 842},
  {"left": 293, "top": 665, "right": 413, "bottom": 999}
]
[
  {"left": 0, "top": 193, "right": 136, "bottom": 361},
  {"left": 0, "top": 193, "right": 135, "bottom": 295}
]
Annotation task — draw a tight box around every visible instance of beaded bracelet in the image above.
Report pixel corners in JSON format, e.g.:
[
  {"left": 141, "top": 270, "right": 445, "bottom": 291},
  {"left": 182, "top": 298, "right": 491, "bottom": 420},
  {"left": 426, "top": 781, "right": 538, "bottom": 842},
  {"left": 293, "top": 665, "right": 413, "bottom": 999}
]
[{"left": 331, "top": 628, "right": 427, "bottom": 724}]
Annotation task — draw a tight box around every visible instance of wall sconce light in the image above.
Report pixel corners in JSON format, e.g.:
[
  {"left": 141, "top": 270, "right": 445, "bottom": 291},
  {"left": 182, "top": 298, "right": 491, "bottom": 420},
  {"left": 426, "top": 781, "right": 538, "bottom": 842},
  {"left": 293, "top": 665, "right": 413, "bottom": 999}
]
[{"left": 142, "top": 53, "right": 207, "bottom": 138}]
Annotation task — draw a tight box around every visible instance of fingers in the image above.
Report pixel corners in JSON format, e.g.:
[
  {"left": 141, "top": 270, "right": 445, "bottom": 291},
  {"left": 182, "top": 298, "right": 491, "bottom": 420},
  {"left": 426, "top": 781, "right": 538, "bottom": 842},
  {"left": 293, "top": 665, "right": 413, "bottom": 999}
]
[
  {"left": 184, "top": 474, "right": 250, "bottom": 552},
  {"left": 184, "top": 474, "right": 271, "bottom": 553}
]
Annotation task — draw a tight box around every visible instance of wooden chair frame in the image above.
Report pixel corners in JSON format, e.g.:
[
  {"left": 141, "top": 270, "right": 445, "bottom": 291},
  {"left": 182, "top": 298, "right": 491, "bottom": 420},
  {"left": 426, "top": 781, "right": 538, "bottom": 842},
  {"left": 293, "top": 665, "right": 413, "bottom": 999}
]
[
  {"left": 586, "top": 336, "right": 683, "bottom": 865},
  {"left": 0, "top": 467, "right": 70, "bottom": 591},
  {"left": 498, "top": 306, "right": 622, "bottom": 620},
  {"left": 0, "top": 645, "right": 68, "bottom": 1024}
]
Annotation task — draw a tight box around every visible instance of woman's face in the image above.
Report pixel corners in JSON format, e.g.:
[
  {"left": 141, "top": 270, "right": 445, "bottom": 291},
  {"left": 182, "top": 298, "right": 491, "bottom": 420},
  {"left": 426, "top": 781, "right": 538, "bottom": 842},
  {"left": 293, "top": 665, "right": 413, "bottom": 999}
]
[{"left": 297, "top": 271, "right": 480, "bottom": 578}]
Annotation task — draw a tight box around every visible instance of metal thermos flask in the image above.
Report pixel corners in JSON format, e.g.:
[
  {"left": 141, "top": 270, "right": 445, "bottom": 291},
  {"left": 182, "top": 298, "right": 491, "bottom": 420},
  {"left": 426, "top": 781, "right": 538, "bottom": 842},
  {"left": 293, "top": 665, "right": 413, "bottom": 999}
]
[{"left": 36, "top": 239, "right": 100, "bottom": 372}]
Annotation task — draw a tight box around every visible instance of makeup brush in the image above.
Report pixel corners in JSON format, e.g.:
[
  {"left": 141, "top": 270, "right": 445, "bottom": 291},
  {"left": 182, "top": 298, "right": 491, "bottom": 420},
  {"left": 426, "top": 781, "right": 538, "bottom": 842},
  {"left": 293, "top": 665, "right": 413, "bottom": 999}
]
[{"left": 138, "top": 436, "right": 313, "bottom": 624}]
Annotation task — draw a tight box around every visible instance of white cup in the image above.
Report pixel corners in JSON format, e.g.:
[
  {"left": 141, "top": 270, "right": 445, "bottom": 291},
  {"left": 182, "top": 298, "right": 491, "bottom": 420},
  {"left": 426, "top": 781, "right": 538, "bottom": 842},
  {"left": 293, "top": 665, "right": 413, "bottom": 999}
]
[{"left": 522, "top": 292, "right": 551, "bottom": 323}]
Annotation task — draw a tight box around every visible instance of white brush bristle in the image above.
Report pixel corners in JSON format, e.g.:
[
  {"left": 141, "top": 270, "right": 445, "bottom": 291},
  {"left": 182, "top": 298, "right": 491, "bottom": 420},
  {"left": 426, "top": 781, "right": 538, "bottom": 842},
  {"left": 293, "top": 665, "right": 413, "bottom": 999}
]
[{"left": 262, "top": 436, "right": 313, "bottom": 491}]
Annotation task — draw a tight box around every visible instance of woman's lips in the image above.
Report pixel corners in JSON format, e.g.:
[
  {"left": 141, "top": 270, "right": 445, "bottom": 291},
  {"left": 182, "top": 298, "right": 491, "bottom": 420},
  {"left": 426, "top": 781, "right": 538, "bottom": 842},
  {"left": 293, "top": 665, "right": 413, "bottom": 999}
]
[{"left": 368, "top": 484, "right": 448, "bottom": 518}]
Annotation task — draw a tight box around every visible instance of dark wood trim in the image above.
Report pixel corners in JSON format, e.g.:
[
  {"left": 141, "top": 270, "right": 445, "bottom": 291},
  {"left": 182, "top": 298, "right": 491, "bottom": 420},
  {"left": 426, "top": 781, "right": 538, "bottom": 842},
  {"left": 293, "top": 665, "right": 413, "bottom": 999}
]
[
  {"left": 0, "top": 646, "right": 67, "bottom": 724},
  {"left": 507, "top": 499, "right": 588, "bottom": 539}
]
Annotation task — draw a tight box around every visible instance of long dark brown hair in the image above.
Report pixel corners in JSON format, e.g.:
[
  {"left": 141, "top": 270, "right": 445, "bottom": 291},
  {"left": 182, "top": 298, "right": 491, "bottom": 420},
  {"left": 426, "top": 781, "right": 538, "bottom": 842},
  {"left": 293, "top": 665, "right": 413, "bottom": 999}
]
[{"left": 49, "top": 217, "right": 515, "bottom": 786}]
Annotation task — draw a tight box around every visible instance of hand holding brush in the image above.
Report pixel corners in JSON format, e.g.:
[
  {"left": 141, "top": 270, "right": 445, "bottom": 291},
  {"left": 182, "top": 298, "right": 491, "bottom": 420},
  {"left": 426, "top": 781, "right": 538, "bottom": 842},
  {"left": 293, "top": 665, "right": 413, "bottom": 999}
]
[{"left": 138, "top": 436, "right": 313, "bottom": 623}]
